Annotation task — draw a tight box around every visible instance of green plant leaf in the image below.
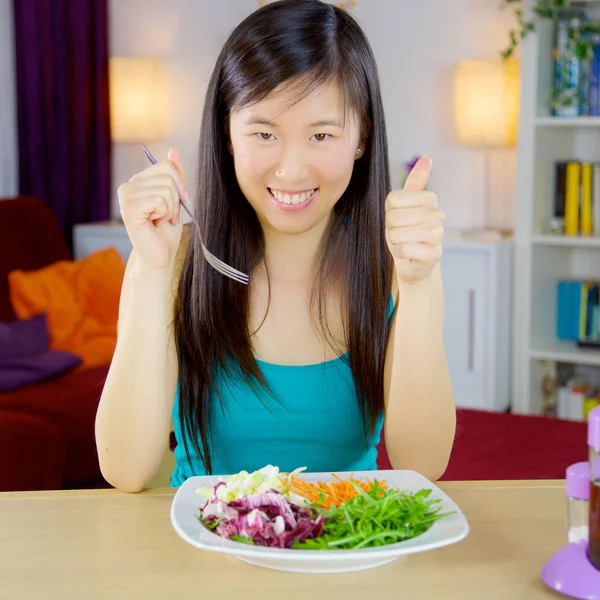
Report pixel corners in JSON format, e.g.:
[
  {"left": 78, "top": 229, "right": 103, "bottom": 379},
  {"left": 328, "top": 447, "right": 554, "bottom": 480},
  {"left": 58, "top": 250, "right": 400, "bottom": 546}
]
[{"left": 292, "top": 484, "right": 454, "bottom": 551}]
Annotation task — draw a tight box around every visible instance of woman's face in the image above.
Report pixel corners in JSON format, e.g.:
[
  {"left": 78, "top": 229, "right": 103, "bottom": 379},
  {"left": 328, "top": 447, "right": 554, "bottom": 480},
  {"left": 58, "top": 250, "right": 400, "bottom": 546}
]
[{"left": 228, "top": 81, "right": 363, "bottom": 237}]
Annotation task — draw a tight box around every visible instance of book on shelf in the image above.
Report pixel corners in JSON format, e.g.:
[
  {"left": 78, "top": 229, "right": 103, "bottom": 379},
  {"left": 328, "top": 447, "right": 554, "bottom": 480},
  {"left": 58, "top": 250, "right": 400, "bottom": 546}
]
[
  {"left": 557, "top": 279, "right": 600, "bottom": 347},
  {"left": 552, "top": 160, "right": 600, "bottom": 236},
  {"left": 591, "top": 41, "right": 600, "bottom": 116},
  {"left": 552, "top": 16, "right": 600, "bottom": 117}
]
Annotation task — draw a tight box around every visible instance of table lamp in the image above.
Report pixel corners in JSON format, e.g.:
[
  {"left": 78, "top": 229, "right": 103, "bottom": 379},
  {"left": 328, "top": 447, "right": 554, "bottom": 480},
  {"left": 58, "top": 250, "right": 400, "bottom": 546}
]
[
  {"left": 453, "top": 59, "right": 519, "bottom": 239},
  {"left": 109, "top": 56, "right": 168, "bottom": 143}
]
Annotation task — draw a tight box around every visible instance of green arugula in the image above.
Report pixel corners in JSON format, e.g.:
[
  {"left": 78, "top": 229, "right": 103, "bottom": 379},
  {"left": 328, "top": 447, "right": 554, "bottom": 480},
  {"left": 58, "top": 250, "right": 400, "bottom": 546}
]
[{"left": 292, "top": 481, "right": 453, "bottom": 550}]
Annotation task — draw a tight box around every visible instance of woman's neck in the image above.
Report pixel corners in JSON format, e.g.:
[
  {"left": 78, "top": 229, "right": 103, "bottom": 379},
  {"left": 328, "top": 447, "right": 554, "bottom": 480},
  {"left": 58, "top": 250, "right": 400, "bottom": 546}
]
[{"left": 259, "top": 217, "right": 332, "bottom": 284}]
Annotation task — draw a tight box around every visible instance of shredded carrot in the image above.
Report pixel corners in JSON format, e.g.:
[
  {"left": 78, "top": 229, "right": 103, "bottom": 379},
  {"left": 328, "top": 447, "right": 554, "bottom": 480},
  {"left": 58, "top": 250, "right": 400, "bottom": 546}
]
[{"left": 288, "top": 474, "right": 389, "bottom": 509}]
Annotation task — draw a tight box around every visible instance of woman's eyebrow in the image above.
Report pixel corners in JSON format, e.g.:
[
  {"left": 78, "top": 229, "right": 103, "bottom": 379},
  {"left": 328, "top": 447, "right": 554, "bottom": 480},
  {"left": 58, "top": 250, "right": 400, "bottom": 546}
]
[
  {"left": 309, "top": 119, "right": 343, "bottom": 128},
  {"left": 245, "top": 116, "right": 276, "bottom": 126},
  {"left": 244, "top": 116, "right": 343, "bottom": 128}
]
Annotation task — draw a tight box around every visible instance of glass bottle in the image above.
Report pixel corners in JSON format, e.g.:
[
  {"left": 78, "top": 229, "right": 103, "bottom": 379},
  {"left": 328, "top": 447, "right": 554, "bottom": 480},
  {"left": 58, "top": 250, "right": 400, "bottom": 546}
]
[
  {"left": 588, "top": 405, "right": 600, "bottom": 570},
  {"left": 566, "top": 461, "right": 589, "bottom": 544}
]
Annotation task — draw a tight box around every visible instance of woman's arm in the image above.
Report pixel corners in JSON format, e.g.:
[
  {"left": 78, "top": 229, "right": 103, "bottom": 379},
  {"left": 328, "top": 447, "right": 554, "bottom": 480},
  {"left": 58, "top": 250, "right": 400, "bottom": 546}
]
[
  {"left": 95, "top": 226, "right": 190, "bottom": 492},
  {"left": 382, "top": 263, "right": 456, "bottom": 480}
]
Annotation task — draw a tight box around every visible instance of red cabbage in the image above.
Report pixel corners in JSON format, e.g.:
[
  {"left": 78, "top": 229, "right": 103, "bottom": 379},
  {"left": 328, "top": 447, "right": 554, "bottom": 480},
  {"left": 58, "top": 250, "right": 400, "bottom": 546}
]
[{"left": 199, "top": 489, "right": 325, "bottom": 548}]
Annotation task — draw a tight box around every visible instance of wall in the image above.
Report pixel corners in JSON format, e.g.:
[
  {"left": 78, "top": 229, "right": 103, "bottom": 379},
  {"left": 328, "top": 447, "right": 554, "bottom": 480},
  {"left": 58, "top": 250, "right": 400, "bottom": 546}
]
[
  {"left": 109, "top": 0, "right": 518, "bottom": 230},
  {"left": 352, "top": 0, "right": 518, "bottom": 231}
]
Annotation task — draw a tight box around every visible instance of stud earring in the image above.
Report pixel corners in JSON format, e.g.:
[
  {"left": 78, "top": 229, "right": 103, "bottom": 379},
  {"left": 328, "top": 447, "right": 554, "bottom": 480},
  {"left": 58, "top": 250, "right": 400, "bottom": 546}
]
[{"left": 356, "top": 148, "right": 361, "bottom": 155}]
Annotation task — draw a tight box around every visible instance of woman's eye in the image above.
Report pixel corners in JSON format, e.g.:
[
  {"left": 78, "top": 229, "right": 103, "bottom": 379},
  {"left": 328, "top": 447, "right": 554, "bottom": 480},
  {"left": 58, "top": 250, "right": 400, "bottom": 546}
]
[
  {"left": 312, "top": 133, "right": 330, "bottom": 142},
  {"left": 257, "top": 133, "right": 275, "bottom": 141}
]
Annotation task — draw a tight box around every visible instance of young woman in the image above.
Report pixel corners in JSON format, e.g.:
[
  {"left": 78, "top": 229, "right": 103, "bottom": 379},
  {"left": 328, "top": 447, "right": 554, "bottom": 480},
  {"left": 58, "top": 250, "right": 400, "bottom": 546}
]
[{"left": 95, "top": 0, "right": 456, "bottom": 492}]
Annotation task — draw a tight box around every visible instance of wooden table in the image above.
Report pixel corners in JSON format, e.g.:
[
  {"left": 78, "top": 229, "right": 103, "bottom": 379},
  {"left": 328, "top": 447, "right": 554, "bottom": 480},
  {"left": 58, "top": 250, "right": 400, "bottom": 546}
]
[{"left": 0, "top": 480, "right": 571, "bottom": 599}]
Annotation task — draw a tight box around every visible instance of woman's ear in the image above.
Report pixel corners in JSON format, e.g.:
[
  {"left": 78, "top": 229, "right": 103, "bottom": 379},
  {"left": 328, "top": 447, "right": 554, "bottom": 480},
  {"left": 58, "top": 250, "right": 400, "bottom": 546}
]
[{"left": 354, "top": 142, "right": 366, "bottom": 160}]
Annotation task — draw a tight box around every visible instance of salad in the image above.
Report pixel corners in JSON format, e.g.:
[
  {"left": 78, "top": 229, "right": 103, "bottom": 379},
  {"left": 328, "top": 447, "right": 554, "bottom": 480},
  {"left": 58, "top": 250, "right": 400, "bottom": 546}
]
[{"left": 196, "top": 465, "right": 453, "bottom": 550}]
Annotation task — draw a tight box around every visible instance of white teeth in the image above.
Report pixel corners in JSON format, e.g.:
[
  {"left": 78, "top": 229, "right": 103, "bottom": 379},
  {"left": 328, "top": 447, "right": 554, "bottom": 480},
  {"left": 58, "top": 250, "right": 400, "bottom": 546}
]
[{"left": 271, "top": 189, "right": 315, "bottom": 205}]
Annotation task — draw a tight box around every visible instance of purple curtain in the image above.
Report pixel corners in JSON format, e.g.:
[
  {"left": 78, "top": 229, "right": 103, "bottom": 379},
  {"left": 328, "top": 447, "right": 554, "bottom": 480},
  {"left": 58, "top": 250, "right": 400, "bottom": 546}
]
[{"left": 12, "top": 0, "right": 111, "bottom": 247}]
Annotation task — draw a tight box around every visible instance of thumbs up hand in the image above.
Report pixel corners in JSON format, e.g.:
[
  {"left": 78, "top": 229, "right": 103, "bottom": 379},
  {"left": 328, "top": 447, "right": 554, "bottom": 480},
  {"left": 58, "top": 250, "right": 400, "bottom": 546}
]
[{"left": 385, "top": 156, "right": 445, "bottom": 284}]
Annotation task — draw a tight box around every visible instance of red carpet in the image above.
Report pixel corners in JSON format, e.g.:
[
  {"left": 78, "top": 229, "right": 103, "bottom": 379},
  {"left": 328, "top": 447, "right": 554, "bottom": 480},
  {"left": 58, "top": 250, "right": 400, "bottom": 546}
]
[{"left": 377, "top": 408, "right": 588, "bottom": 480}]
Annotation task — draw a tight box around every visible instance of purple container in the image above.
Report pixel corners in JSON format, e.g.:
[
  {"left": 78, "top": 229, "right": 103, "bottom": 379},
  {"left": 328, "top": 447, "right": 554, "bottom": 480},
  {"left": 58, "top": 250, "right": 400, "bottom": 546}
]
[{"left": 541, "top": 542, "right": 600, "bottom": 599}]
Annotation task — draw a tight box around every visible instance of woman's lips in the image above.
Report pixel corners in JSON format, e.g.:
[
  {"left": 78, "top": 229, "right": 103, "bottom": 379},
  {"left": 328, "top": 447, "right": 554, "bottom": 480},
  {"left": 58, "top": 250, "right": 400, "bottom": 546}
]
[{"left": 268, "top": 187, "right": 318, "bottom": 211}]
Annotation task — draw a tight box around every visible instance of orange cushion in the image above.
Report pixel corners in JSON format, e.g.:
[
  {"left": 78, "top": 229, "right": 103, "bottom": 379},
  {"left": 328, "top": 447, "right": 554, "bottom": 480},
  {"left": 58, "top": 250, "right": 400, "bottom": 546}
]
[{"left": 8, "top": 248, "right": 125, "bottom": 368}]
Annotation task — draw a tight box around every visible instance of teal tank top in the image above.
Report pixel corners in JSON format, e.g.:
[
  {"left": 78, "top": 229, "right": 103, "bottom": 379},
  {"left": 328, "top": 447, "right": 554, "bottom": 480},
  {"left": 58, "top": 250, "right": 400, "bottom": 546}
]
[{"left": 170, "top": 295, "right": 395, "bottom": 486}]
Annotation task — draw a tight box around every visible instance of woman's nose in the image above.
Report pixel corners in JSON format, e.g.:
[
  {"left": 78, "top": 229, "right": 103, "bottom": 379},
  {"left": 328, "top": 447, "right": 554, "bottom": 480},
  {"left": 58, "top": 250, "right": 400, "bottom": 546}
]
[{"left": 274, "top": 145, "right": 309, "bottom": 182}]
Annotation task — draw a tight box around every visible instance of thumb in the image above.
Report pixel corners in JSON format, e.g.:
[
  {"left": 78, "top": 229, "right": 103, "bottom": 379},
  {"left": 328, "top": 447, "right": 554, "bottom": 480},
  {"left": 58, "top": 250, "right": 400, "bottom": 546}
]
[
  {"left": 168, "top": 147, "right": 187, "bottom": 180},
  {"left": 404, "top": 155, "right": 432, "bottom": 191}
]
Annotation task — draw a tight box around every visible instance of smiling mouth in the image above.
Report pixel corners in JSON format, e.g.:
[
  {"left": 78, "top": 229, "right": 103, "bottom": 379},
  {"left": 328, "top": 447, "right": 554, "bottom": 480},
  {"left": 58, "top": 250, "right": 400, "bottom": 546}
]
[{"left": 268, "top": 187, "right": 318, "bottom": 206}]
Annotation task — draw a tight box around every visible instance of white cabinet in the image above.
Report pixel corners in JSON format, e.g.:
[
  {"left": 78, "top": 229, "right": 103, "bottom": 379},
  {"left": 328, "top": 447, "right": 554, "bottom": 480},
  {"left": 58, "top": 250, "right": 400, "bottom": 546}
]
[
  {"left": 441, "top": 233, "right": 512, "bottom": 412},
  {"left": 72, "top": 221, "right": 132, "bottom": 261}
]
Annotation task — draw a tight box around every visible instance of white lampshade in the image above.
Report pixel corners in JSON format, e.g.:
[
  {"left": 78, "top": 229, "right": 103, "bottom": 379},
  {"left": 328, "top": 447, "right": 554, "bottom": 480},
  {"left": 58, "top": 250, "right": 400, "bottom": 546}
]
[
  {"left": 109, "top": 57, "right": 168, "bottom": 142},
  {"left": 454, "top": 59, "right": 520, "bottom": 148}
]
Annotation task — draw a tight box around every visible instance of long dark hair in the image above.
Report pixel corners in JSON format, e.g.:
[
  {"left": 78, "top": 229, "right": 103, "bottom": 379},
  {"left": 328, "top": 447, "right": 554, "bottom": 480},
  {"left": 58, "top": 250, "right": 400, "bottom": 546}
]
[{"left": 174, "top": 0, "right": 393, "bottom": 474}]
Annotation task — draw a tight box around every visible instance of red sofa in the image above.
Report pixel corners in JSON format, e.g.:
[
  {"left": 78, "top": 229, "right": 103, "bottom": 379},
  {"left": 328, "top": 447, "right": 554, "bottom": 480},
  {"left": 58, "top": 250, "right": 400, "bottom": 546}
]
[{"left": 0, "top": 196, "right": 110, "bottom": 491}]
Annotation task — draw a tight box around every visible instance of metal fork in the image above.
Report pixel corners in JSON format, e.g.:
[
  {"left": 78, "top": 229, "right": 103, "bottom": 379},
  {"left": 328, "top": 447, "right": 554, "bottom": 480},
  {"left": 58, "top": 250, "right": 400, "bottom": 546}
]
[{"left": 141, "top": 143, "right": 249, "bottom": 285}]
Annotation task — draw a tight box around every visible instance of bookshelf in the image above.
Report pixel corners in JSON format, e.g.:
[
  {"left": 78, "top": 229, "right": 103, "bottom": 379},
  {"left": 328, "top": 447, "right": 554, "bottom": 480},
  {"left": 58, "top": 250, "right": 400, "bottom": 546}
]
[
  {"left": 512, "top": 0, "right": 600, "bottom": 415},
  {"left": 530, "top": 340, "right": 600, "bottom": 367},
  {"left": 532, "top": 234, "right": 600, "bottom": 247},
  {"left": 536, "top": 116, "right": 600, "bottom": 127}
]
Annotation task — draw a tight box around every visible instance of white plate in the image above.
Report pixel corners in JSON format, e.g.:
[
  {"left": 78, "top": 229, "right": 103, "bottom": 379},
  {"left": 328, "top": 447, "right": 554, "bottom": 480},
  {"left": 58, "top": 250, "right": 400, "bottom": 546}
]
[{"left": 170, "top": 469, "right": 469, "bottom": 573}]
